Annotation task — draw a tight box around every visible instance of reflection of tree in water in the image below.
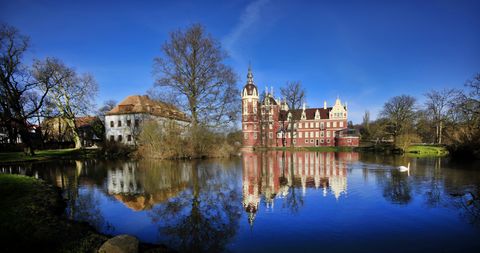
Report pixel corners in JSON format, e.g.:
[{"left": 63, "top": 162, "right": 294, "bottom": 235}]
[
  {"left": 65, "top": 160, "right": 113, "bottom": 232},
  {"left": 148, "top": 161, "right": 242, "bottom": 253},
  {"left": 373, "top": 166, "right": 412, "bottom": 205},
  {"left": 382, "top": 170, "right": 411, "bottom": 204},
  {"left": 281, "top": 153, "right": 304, "bottom": 214},
  {"left": 423, "top": 158, "right": 443, "bottom": 207},
  {"left": 70, "top": 186, "right": 114, "bottom": 232}
]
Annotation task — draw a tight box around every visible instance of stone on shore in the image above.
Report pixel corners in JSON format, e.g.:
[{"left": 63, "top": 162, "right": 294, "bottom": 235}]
[{"left": 98, "top": 234, "right": 139, "bottom": 253}]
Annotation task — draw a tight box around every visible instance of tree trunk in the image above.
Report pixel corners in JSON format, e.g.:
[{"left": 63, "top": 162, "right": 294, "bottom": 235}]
[
  {"left": 19, "top": 127, "right": 35, "bottom": 156},
  {"left": 65, "top": 118, "right": 82, "bottom": 149},
  {"left": 438, "top": 121, "right": 443, "bottom": 144}
]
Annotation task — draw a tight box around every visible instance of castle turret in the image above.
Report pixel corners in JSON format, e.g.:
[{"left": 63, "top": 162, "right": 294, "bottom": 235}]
[{"left": 242, "top": 66, "right": 260, "bottom": 148}]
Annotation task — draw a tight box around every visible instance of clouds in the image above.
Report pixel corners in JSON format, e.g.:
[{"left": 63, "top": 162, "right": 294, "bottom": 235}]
[{"left": 222, "top": 0, "right": 270, "bottom": 62}]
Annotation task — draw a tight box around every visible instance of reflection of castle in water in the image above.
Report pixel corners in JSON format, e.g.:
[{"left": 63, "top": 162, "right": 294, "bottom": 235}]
[{"left": 242, "top": 151, "right": 358, "bottom": 224}]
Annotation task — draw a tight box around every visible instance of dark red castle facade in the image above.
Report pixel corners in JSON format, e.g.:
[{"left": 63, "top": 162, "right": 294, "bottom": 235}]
[{"left": 241, "top": 67, "right": 359, "bottom": 149}]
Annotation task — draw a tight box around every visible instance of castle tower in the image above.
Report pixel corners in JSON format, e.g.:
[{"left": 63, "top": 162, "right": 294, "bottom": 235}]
[{"left": 242, "top": 66, "right": 260, "bottom": 148}]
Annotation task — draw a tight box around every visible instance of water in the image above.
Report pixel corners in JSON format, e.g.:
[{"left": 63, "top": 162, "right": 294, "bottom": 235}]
[{"left": 1, "top": 151, "right": 479, "bottom": 252}]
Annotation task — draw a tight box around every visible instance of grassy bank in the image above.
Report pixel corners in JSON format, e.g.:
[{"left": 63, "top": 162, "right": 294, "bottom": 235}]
[
  {"left": 0, "top": 148, "right": 100, "bottom": 163},
  {"left": 406, "top": 145, "right": 449, "bottom": 157},
  {"left": 0, "top": 174, "right": 107, "bottom": 252}
]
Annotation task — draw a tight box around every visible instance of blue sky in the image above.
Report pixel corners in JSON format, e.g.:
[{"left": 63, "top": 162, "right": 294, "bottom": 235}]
[{"left": 1, "top": 0, "right": 479, "bottom": 123}]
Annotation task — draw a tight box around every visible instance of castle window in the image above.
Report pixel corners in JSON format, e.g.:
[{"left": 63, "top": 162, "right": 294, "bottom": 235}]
[
  {"left": 118, "top": 135, "right": 123, "bottom": 142},
  {"left": 327, "top": 122, "right": 331, "bottom": 128},
  {"left": 310, "top": 139, "right": 314, "bottom": 143},
  {"left": 321, "top": 131, "right": 324, "bottom": 137},
  {"left": 244, "top": 133, "right": 248, "bottom": 139},
  {"left": 135, "top": 119, "right": 140, "bottom": 127},
  {"left": 299, "top": 132, "right": 302, "bottom": 138},
  {"left": 110, "top": 121, "right": 114, "bottom": 127},
  {"left": 310, "top": 131, "right": 314, "bottom": 137},
  {"left": 315, "top": 122, "right": 319, "bottom": 128},
  {"left": 320, "top": 122, "right": 324, "bottom": 129},
  {"left": 269, "top": 132, "right": 273, "bottom": 139},
  {"left": 340, "top": 121, "right": 344, "bottom": 127},
  {"left": 127, "top": 135, "right": 132, "bottom": 141},
  {"left": 327, "top": 131, "right": 330, "bottom": 137},
  {"left": 327, "top": 139, "right": 331, "bottom": 143},
  {"left": 269, "top": 123, "right": 273, "bottom": 129},
  {"left": 299, "top": 123, "right": 302, "bottom": 128},
  {"left": 310, "top": 122, "right": 314, "bottom": 128},
  {"left": 293, "top": 139, "right": 297, "bottom": 144},
  {"left": 305, "top": 139, "right": 309, "bottom": 143},
  {"left": 333, "top": 122, "right": 337, "bottom": 128},
  {"left": 254, "top": 133, "right": 257, "bottom": 139},
  {"left": 110, "top": 135, "right": 114, "bottom": 141},
  {"left": 254, "top": 125, "right": 256, "bottom": 130},
  {"left": 305, "top": 132, "right": 309, "bottom": 138},
  {"left": 320, "top": 139, "right": 324, "bottom": 143},
  {"left": 127, "top": 120, "right": 131, "bottom": 127},
  {"left": 118, "top": 120, "right": 122, "bottom": 127},
  {"left": 315, "top": 132, "right": 319, "bottom": 137}
]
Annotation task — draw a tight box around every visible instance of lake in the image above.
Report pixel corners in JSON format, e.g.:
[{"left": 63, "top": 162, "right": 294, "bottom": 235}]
[{"left": 1, "top": 151, "right": 479, "bottom": 253}]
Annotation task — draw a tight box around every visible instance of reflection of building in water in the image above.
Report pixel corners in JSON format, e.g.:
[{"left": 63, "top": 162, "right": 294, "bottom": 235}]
[
  {"left": 242, "top": 151, "right": 358, "bottom": 225},
  {"left": 105, "top": 161, "right": 191, "bottom": 211},
  {"left": 107, "top": 162, "right": 141, "bottom": 195}
]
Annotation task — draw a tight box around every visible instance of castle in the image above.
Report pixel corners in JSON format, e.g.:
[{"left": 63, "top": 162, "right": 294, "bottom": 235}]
[{"left": 241, "top": 67, "right": 359, "bottom": 148}]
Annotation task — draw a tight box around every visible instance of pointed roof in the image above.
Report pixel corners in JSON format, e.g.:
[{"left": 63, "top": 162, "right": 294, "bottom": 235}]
[{"left": 243, "top": 66, "right": 258, "bottom": 96}]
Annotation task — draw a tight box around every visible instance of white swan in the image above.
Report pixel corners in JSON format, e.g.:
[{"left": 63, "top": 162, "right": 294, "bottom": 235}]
[{"left": 398, "top": 162, "right": 410, "bottom": 174}]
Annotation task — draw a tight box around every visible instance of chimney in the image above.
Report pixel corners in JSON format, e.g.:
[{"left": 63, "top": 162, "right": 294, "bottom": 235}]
[{"left": 324, "top": 101, "right": 327, "bottom": 109}]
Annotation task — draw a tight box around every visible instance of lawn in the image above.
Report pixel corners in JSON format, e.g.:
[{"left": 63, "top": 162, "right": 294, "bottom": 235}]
[
  {"left": 406, "top": 145, "right": 449, "bottom": 157},
  {"left": 0, "top": 148, "right": 99, "bottom": 163},
  {"left": 0, "top": 174, "right": 107, "bottom": 252}
]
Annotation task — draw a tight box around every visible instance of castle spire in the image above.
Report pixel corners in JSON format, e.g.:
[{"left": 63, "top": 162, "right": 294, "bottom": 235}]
[{"left": 247, "top": 64, "right": 254, "bottom": 85}]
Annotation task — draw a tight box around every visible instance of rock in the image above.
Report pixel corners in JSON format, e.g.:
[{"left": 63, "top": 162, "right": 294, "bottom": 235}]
[{"left": 98, "top": 234, "right": 139, "bottom": 253}]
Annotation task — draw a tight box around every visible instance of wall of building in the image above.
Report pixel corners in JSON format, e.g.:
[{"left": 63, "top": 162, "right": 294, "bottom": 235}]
[{"left": 105, "top": 113, "right": 189, "bottom": 145}]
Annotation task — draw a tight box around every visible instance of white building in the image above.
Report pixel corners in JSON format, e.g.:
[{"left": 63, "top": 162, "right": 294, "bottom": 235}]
[{"left": 105, "top": 95, "right": 190, "bottom": 145}]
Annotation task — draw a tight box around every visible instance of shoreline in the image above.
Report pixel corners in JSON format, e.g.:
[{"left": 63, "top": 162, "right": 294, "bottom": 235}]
[
  {"left": 0, "top": 144, "right": 451, "bottom": 165},
  {"left": 0, "top": 174, "right": 173, "bottom": 252}
]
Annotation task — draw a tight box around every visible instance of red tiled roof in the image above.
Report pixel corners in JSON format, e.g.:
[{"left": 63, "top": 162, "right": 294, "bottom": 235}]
[
  {"left": 75, "top": 116, "right": 98, "bottom": 128},
  {"left": 106, "top": 95, "right": 190, "bottom": 122}
]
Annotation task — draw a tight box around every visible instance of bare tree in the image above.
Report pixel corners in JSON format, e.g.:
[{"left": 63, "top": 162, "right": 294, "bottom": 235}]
[
  {"left": 153, "top": 24, "right": 239, "bottom": 130},
  {"left": 361, "top": 110, "right": 371, "bottom": 140},
  {"left": 424, "top": 88, "right": 457, "bottom": 144},
  {"left": 380, "top": 95, "right": 416, "bottom": 146},
  {"left": 35, "top": 57, "right": 98, "bottom": 149},
  {"left": 280, "top": 81, "right": 305, "bottom": 148},
  {"left": 0, "top": 24, "right": 54, "bottom": 155},
  {"left": 97, "top": 99, "right": 117, "bottom": 116},
  {"left": 448, "top": 73, "right": 480, "bottom": 158}
]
